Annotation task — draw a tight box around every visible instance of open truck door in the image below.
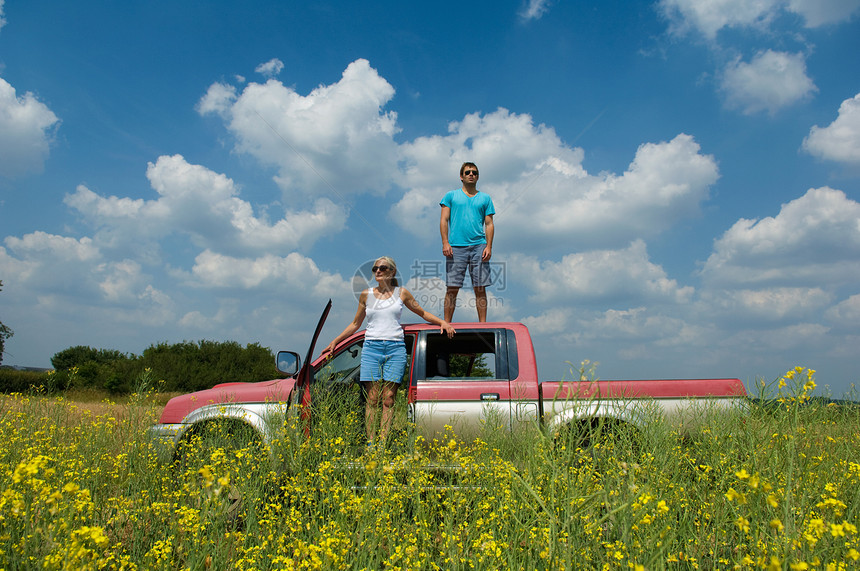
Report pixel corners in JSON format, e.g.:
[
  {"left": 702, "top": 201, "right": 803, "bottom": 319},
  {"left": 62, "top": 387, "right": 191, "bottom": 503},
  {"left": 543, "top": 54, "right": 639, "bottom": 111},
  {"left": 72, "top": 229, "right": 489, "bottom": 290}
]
[{"left": 277, "top": 299, "right": 332, "bottom": 437}]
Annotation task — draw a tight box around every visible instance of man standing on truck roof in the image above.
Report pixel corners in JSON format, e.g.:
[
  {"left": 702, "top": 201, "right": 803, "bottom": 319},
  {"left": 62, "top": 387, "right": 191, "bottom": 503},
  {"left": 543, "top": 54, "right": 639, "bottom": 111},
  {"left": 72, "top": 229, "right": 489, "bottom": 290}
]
[{"left": 440, "top": 162, "right": 495, "bottom": 322}]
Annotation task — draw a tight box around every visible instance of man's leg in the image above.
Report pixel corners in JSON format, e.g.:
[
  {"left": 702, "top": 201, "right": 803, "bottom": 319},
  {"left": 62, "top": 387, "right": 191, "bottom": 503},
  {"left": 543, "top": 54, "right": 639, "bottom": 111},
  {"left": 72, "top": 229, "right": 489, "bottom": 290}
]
[
  {"left": 444, "top": 287, "right": 459, "bottom": 322},
  {"left": 470, "top": 245, "right": 491, "bottom": 322},
  {"left": 445, "top": 247, "right": 467, "bottom": 322},
  {"left": 474, "top": 286, "right": 487, "bottom": 322}
]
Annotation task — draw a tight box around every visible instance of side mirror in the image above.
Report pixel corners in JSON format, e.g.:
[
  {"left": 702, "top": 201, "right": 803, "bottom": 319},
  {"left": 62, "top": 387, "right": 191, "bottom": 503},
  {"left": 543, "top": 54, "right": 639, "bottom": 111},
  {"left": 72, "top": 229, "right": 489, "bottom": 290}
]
[{"left": 276, "top": 351, "right": 301, "bottom": 375}]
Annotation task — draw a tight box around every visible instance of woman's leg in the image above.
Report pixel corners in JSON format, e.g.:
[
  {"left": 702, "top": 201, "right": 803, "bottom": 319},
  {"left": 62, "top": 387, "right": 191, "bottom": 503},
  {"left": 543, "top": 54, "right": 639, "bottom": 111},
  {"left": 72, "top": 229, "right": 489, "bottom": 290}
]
[
  {"left": 363, "top": 340, "right": 407, "bottom": 445},
  {"left": 377, "top": 381, "right": 399, "bottom": 442},
  {"left": 365, "top": 381, "right": 399, "bottom": 443},
  {"left": 360, "top": 341, "right": 385, "bottom": 443},
  {"left": 365, "top": 381, "right": 381, "bottom": 443},
  {"left": 377, "top": 340, "right": 407, "bottom": 443}
]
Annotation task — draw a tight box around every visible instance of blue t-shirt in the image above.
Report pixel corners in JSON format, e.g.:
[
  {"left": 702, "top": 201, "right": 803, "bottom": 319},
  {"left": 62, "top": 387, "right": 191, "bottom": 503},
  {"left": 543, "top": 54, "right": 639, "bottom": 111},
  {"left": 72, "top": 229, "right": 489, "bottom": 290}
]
[{"left": 440, "top": 189, "right": 495, "bottom": 247}]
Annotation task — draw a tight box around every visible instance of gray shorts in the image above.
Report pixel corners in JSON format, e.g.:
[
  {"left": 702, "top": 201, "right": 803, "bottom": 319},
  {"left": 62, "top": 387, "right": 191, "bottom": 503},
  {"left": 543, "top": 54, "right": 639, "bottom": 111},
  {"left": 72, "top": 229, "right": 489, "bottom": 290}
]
[{"left": 446, "top": 244, "right": 491, "bottom": 288}]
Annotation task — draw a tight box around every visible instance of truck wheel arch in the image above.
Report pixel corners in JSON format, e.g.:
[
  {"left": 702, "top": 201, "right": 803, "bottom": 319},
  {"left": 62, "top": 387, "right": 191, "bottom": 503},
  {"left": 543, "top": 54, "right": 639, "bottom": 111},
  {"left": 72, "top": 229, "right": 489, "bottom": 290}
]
[
  {"left": 171, "top": 404, "right": 274, "bottom": 463},
  {"left": 173, "top": 418, "right": 265, "bottom": 463}
]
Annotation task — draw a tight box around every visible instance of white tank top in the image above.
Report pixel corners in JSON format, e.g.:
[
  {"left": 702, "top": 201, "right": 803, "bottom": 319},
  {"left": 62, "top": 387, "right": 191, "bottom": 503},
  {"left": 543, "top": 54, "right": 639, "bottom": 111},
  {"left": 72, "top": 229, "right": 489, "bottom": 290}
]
[{"left": 365, "top": 287, "right": 404, "bottom": 341}]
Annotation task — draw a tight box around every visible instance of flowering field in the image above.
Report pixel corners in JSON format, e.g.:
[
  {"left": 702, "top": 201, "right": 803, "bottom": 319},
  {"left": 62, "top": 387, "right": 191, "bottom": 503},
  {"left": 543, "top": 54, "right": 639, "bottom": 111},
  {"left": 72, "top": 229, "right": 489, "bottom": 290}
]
[{"left": 1, "top": 367, "right": 858, "bottom": 570}]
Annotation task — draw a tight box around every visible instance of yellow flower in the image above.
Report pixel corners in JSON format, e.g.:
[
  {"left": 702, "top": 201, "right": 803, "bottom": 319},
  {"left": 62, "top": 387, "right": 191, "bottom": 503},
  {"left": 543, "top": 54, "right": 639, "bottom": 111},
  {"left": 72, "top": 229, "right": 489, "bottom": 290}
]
[
  {"left": 735, "top": 469, "right": 750, "bottom": 480},
  {"left": 810, "top": 518, "right": 826, "bottom": 532},
  {"left": 830, "top": 523, "right": 845, "bottom": 537},
  {"left": 735, "top": 516, "right": 750, "bottom": 533},
  {"left": 767, "top": 494, "right": 779, "bottom": 508},
  {"left": 725, "top": 488, "right": 746, "bottom": 504},
  {"left": 770, "top": 518, "right": 784, "bottom": 533}
]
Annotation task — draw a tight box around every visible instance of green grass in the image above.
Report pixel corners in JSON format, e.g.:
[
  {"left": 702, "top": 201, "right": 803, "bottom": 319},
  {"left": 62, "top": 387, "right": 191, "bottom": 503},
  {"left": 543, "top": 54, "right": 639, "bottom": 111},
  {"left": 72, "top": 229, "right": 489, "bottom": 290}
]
[{"left": 1, "top": 367, "right": 858, "bottom": 569}]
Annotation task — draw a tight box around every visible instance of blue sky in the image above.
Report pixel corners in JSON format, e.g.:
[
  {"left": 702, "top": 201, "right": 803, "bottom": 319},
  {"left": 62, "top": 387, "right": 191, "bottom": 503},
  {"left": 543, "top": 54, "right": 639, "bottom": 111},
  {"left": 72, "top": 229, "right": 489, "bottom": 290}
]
[{"left": 1, "top": 0, "right": 859, "bottom": 396}]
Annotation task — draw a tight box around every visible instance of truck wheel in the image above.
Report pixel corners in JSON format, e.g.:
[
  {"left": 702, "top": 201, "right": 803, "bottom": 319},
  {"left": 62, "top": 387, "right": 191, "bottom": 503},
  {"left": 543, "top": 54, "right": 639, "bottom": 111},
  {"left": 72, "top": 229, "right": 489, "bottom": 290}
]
[{"left": 173, "top": 421, "right": 266, "bottom": 526}]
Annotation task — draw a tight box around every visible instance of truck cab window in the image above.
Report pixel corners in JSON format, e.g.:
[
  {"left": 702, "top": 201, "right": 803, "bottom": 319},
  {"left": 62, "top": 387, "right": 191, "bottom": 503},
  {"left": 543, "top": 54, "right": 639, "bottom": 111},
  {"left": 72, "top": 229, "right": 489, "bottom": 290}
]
[
  {"left": 315, "top": 336, "right": 415, "bottom": 385},
  {"left": 425, "top": 332, "right": 497, "bottom": 379},
  {"left": 315, "top": 341, "right": 363, "bottom": 385}
]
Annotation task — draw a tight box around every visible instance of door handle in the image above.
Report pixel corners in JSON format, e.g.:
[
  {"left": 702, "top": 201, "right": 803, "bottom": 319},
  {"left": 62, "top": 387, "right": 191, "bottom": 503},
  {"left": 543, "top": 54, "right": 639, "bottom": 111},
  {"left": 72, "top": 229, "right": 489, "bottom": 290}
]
[{"left": 480, "top": 393, "right": 500, "bottom": 401}]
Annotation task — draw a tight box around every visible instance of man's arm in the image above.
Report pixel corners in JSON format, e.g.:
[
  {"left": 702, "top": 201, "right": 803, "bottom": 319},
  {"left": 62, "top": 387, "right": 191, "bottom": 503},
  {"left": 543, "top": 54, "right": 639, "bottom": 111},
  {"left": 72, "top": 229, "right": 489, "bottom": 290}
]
[
  {"left": 482, "top": 214, "right": 494, "bottom": 261},
  {"left": 440, "top": 205, "right": 453, "bottom": 257}
]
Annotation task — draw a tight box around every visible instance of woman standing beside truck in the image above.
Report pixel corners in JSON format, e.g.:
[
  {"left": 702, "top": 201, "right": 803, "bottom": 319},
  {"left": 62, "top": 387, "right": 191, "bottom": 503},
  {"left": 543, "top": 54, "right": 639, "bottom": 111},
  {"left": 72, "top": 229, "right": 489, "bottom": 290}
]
[{"left": 322, "top": 256, "right": 455, "bottom": 447}]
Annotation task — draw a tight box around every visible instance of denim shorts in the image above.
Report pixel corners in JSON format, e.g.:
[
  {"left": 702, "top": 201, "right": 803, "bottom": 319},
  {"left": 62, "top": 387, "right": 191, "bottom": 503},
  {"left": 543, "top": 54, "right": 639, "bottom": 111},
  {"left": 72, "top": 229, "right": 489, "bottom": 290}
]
[
  {"left": 360, "top": 339, "right": 407, "bottom": 383},
  {"left": 446, "top": 244, "right": 492, "bottom": 288}
]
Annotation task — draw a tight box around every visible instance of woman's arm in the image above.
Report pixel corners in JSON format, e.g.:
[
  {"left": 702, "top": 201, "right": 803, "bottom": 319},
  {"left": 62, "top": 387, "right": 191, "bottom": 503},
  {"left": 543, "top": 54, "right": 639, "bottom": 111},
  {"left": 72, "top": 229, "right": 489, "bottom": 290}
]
[
  {"left": 322, "top": 292, "right": 367, "bottom": 355},
  {"left": 401, "top": 288, "right": 455, "bottom": 338}
]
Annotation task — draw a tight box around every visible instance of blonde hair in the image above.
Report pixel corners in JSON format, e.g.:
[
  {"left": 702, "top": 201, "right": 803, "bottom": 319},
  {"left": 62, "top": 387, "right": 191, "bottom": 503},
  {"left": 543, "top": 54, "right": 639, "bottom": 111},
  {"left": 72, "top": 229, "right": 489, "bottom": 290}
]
[{"left": 375, "top": 256, "right": 398, "bottom": 287}]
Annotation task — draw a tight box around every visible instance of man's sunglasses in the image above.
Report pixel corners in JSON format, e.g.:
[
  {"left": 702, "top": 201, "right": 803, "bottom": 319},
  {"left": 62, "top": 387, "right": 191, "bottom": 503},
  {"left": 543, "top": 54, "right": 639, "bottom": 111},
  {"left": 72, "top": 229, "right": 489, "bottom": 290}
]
[
  {"left": 463, "top": 170, "right": 478, "bottom": 176},
  {"left": 372, "top": 265, "right": 390, "bottom": 272}
]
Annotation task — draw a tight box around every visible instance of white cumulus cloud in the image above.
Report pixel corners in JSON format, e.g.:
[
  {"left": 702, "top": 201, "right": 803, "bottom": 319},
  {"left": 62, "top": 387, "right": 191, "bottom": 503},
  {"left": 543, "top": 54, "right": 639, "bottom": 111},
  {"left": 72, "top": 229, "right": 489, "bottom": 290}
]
[
  {"left": 196, "top": 82, "right": 237, "bottom": 116},
  {"left": 255, "top": 58, "right": 284, "bottom": 78},
  {"left": 63, "top": 154, "right": 347, "bottom": 257},
  {"left": 802, "top": 93, "right": 860, "bottom": 164},
  {"left": 394, "top": 109, "right": 718, "bottom": 248},
  {"left": 699, "top": 287, "right": 833, "bottom": 323},
  {"left": 1, "top": 231, "right": 173, "bottom": 322},
  {"left": 659, "top": 0, "right": 781, "bottom": 39},
  {"left": 826, "top": 294, "right": 860, "bottom": 329},
  {"left": 511, "top": 240, "right": 695, "bottom": 305},
  {"left": 0, "top": 78, "right": 60, "bottom": 178},
  {"left": 190, "top": 249, "right": 346, "bottom": 295},
  {"left": 519, "top": 0, "right": 553, "bottom": 21},
  {"left": 700, "top": 187, "right": 860, "bottom": 287},
  {"left": 720, "top": 50, "right": 817, "bottom": 115},
  {"left": 197, "top": 58, "right": 400, "bottom": 197},
  {"left": 787, "top": 0, "right": 860, "bottom": 27},
  {"left": 659, "top": 0, "right": 859, "bottom": 38}
]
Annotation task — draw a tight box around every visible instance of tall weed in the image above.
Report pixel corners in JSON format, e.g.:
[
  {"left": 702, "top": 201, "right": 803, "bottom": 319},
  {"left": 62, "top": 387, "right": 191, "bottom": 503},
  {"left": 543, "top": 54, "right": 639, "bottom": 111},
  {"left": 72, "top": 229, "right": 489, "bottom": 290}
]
[{"left": 0, "top": 367, "right": 858, "bottom": 569}]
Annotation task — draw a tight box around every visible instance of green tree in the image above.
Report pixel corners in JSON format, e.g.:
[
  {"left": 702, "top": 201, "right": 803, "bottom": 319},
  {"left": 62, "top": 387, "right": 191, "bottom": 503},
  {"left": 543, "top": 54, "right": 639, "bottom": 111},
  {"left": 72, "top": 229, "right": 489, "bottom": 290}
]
[
  {"left": 50, "top": 345, "right": 128, "bottom": 371},
  {"left": 449, "top": 353, "right": 494, "bottom": 378},
  {"left": 137, "top": 340, "right": 278, "bottom": 392},
  {"left": 50, "top": 345, "right": 133, "bottom": 392},
  {"left": 0, "top": 280, "right": 13, "bottom": 366}
]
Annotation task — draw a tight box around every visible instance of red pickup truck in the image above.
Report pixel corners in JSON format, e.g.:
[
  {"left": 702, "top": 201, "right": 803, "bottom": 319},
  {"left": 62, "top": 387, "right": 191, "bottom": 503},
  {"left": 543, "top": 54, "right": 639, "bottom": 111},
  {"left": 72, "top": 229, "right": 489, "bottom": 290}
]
[{"left": 148, "top": 301, "right": 747, "bottom": 459}]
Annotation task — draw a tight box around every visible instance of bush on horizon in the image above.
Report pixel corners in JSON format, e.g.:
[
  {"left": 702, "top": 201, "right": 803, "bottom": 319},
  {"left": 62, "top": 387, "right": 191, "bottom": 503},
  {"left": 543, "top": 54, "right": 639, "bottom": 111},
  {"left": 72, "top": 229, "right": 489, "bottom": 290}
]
[{"left": 0, "top": 340, "right": 280, "bottom": 395}]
